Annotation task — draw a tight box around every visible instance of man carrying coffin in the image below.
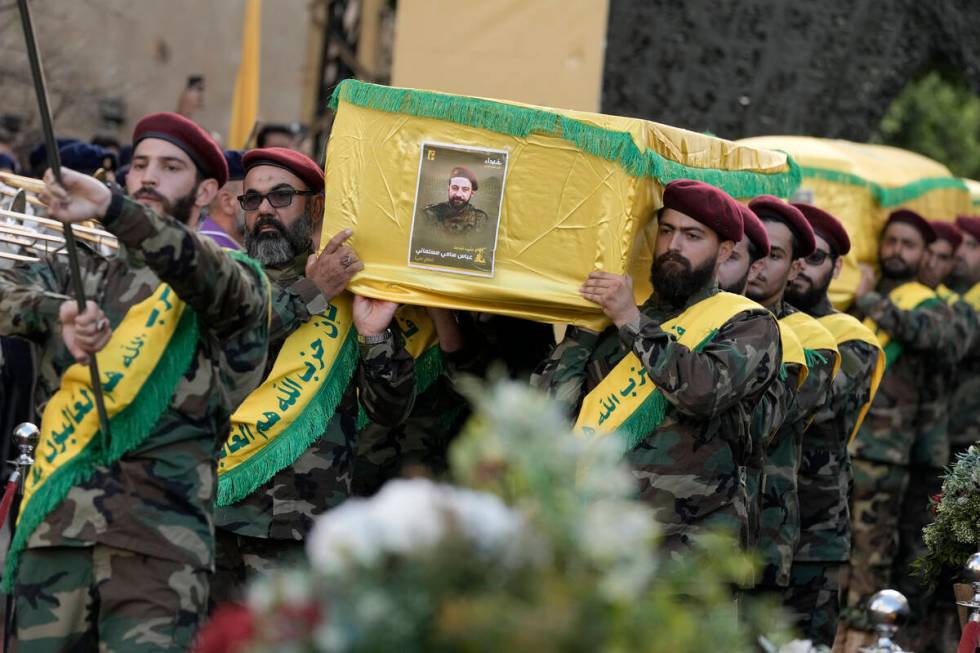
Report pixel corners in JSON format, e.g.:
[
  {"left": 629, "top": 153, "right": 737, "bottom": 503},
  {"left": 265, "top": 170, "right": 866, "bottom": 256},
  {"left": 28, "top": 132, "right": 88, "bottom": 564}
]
[
  {"left": 783, "top": 203, "right": 883, "bottom": 646},
  {"left": 533, "top": 179, "right": 781, "bottom": 552},
  {"left": 744, "top": 197, "right": 839, "bottom": 603},
  {"left": 212, "top": 148, "right": 417, "bottom": 601},
  {"left": 4, "top": 112, "right": 269, "bottom": 651},
  {"left": 844, "top": 209, "right": 955, "bottom": 630},
  {"left": 717, "top": 204, "right": 805, "bottom": 551}
]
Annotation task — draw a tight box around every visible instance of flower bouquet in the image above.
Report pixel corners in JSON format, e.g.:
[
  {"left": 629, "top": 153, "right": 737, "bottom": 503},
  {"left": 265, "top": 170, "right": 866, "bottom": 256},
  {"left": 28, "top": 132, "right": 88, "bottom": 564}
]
[
  {"left": 917, "top": 445, "right": 980, "bottom": 588},
  {"left": 198, "top": 379, "right": 794, "bottom": 652}
]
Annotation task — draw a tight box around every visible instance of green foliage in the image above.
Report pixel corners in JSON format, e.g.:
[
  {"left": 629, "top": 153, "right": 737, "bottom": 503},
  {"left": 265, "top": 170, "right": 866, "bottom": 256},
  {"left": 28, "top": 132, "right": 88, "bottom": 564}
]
[
  {"left": 875, "top": 70, "right": 980, "bottom": 180},
  {"left": 916, "top": 445, "right": 980, "bottom": 588},
  {"left": 238, "top": 379, "right": 797, "bottom": 652}
]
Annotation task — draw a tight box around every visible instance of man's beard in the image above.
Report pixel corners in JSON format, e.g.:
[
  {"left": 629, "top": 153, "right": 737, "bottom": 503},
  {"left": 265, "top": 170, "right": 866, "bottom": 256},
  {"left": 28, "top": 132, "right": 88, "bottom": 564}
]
[
  {"left": 245, "top": 206, "right": 314, "bottom": 266},
  {"left": 448, "top": 197, "right": 469, "bottom": 211},
  {"left": 133, "top": 185, "right": 198, "bottom": 224},
  {"left": 720, "top": 267, "right": 750, "bottom": 295},
  {"left": 785, "top": 270, "right": 832, "bottom": 310},
  {"left": 880, "top": 255, "right": 916, "bottom": 281},
  {"left": 651, "top": 251, "right": 716, "bottom": 307}
]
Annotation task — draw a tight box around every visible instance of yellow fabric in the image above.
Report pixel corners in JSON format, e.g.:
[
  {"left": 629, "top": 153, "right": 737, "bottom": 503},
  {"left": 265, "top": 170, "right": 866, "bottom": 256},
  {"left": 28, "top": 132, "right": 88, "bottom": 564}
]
[
  {"left": 781, "top": 311, "right": 842, "bottom": 378},
  {"left": 228, "top": 0, "right": 261, "bottom": 149},
  {"left": 964, "top": 283, "right": 980, "bottom": 311},
  {"left": 23, "top": 284, "right": 186, "bottom": 522},
  {"left": 863, "top": 281, "right": 938, "bottom": 352},
  {"left": 778, "top": 321, "right": 809, "bottom": 389},
  {"left": 323, "top": 95, "right": 793, "bottom": 328},
  {"left": 391, "top": 304, "right": 440, "bottom": 359},
  {"left": 736, "top": 136, "right": 970, "bottom": 310},
  {"left": 936, "top": 284, "right": 960, "bottom": 305},
  {"left": 219, "top": 294, "right": 354, "bottom": 476},
  {"left": 817, "top": 312, "right": 885, "bottom": 442},
  {"left": 574, "top": 291, "right": 761, "bottom": 436}
]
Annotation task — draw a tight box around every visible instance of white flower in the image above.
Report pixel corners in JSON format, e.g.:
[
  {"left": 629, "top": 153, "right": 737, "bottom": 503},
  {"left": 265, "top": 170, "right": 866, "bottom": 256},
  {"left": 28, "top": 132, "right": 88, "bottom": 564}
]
[{"left": 307, "top": 478, "right": 526, "bottom": 575}]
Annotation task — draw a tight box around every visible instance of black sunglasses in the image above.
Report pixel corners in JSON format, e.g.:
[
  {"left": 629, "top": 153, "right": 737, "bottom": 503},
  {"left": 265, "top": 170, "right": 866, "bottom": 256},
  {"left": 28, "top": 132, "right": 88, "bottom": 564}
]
[
  {"left": 803, "top": 250, "right": 832, "bottom": 266},
  {"left": 237, "top": 188, "right": 318, "bottom": 211}
]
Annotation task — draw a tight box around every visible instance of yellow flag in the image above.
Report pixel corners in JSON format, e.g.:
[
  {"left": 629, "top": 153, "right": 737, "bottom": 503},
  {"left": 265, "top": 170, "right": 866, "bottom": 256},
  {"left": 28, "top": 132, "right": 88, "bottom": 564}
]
[{"left": 228, "top": 0, "right": 261, "bottom": 149}]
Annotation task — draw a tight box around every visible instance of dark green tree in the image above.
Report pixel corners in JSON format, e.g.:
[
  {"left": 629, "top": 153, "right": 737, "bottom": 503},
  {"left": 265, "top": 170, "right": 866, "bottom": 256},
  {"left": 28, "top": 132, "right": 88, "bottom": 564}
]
[{"left": 874, "top": 69, "right": 980, "bottom": 180}]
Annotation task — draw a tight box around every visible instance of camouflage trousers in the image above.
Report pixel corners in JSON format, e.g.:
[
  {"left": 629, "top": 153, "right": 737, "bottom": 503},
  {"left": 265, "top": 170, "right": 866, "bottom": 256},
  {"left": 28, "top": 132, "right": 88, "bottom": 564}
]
[
  {"left": 15, "top": 544, "right": 207, "bottom": 653},
  {"left": 784, "top": 561, "right": 843, "bottom": 647},
  {"left": 210, "top": 530, "right": 305, "bottom": 608}
]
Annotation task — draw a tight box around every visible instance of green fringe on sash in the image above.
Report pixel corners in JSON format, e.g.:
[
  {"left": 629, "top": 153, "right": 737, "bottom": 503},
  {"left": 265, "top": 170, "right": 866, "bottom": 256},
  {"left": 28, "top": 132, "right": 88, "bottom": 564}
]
[
  {"left": 803, "top": 348, "right": 828, "bottom": 369},
  {"left": 2, "top": 309, "right": 199, "bottom": 592},
  {"left": 614, "top": 329, "right": 718, "bottom": 453},
  {"left": 800, "top": 166, "right": 969, "bottom": 208},
  {"left": 216, "top": 329, "right": 359, "bottom": 507},
  {"left": 355, "top": 346, "right": 445, "bottom": 430},
  {"left": 329, "top": 80, "right": 802, "bottom": 200}
]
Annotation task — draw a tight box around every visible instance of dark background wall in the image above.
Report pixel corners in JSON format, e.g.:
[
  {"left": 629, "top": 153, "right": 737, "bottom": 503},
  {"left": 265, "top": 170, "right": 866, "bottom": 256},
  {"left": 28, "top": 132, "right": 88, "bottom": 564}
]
[{"left": 601, "top": 0, "right": 980, "bottom": 140}]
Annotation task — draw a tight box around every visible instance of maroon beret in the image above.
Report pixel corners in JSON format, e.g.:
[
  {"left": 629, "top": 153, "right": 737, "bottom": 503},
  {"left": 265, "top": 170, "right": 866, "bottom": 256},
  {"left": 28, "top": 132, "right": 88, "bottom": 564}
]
[
  {"left": 132, "top": 112, "right": 228, "bottom": 186},
  {"left": 661, "top": 179, "right": 743, "bottom": 242},
  {"left": 243, "top": 147, "right": 324, "bottom": 194},
  {"left": 792, "top": 202, "right": 851, "bottom": 256},
  {"left": 930, "top": 221, "right": 963, "bottom": 249},
  {"left": 449, "top": 166, "right": 478, "bottom": 191},
  {"left": 885, "top": 209, "right": 936, "bottom": 244},
  {"left": 739, "top": 204, "right": 770, "bottom": 257},
  {"left": 749, "top": 195, "right": 816, "bottom": 257},
  {"left": 955, "top": 215, "right": 980, "bottom": 242}
]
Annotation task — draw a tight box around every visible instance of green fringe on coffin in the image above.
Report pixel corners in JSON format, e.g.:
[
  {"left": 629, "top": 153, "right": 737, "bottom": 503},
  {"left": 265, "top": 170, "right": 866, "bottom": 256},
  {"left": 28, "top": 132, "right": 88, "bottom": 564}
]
[
  {"left": 801, "top": 166, "right": 969, "bottom": 208},
  {"left": 615, "top": 329, "right": 718, "bottom": 453},
  {"left": 329, "top": 79, "right": 802, "bottom": 199},
  {"left": 356, "top": 346, "right": 445, "bottom": 430},
  {"left": 2, "top": 308, "right": 199, "bottom": 592},
  {"left": 216, "top": 329, "right": 359, "bottom": 507}
]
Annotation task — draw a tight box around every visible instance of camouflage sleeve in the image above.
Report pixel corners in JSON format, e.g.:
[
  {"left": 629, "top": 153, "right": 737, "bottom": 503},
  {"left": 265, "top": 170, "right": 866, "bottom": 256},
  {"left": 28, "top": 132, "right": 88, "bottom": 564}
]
[
  {"left": 829, "top": 340, "right": 878, "bottom": 433},
  {"left": 619, "top": 309, "right": 781, "bottom": 419},
  {"left": 856, "top": 291, "right": 954, "bottom": 351},
  {"left": 356, "top": 330, "right": 417, "bottom": 427},
  {"left": 0, "top": 263, "right": 65, "bottom": 339},
  {"left": 530, "top": 326, "right": 601, "bottom": 413},
  {"left": 268, "top": 278, "right": 328, "bottom": 343},
  {"left": 941, "top": 300, "right": 978, "bottom": 365},
  {"left": 101, "top": 193, "right": 268, "bottom": 339},
  {"left": 754, "top": 366, "right": 801, "bottom": 445},
  {"left": 786, "top": 349, "right": 835, "bottom": 425}
]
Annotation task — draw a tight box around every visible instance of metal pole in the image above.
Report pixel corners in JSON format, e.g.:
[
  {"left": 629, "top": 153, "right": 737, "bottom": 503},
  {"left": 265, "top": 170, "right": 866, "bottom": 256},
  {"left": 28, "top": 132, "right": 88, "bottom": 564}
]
[{"left": 16, "top": 0, "right": 110, "bottom": 446}]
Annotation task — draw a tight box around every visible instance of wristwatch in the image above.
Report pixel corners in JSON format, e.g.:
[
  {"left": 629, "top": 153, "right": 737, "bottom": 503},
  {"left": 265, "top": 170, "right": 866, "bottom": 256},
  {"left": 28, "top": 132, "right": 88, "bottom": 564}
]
[{"left": 357, "top": 328, "right": 392, "bottom": 345}]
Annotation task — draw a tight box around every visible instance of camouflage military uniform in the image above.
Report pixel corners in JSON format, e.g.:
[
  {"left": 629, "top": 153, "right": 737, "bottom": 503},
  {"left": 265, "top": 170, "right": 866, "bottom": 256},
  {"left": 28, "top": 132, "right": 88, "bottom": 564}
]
[
  {"left": 212, "top": 253, "right": 417, "bottom": 603},
  {"left": 422, "top": 201, "right": 489, "bottom": 234},
  {"left": 757, "top": 302, "right": 836, "bottom": 591},
  {"left": 845, "top": 280, "right": 954, "bottom": 627},
  {"left": 945, "top": 282, "right": 980, "bottom": 456},
  {"left": 533, "top": 283, "right": 781, "bottom": 553},
  {"left": 0, "top": 194, "right": 270, "bottom": 652},
  {"left": 745, "top": 347, "right": 800, "bottom": 551},
  {"left": 893, "top": 286, "right": 977, "bottom": 650},
  {"left": 352, "top": 312, "right": 551, "bottom": 498},
  {"left": 784, "top": 296, "right": 880, "bottom": 646}
]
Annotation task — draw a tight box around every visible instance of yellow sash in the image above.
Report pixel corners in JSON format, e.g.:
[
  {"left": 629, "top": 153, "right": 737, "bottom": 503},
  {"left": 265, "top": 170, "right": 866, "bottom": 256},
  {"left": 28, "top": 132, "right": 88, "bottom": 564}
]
[
  {"left": 575, "top": 291, "right": 763, "bottom": 449},
  {"left": 216, "top": 295, "right": 358, "bottom": 506},
  {"left": 781, "top": 311, "right": 842, "bottom": 378},
  {"left": 962, "top": 282, "right": 980, "bottom": 311},
  {"left": 862, "top": 281, "right": 940, "bottom": 367},
  {"left": 778, "top": 320, "right": 809, "bottom": 389},
  {"left": 818, "top": 312, "right": 885, "bottom": 443},
  {"left": 3, "top": 284, "right": 199, "bottom": 592},
  {"left": 936, "top": 284, "right": 960, "bottom": 305}
]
